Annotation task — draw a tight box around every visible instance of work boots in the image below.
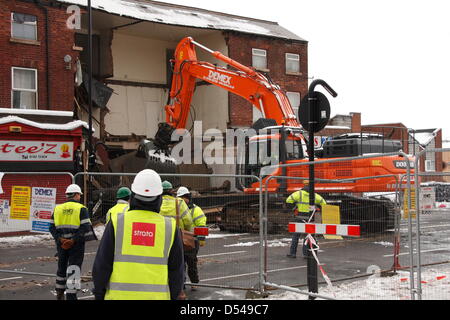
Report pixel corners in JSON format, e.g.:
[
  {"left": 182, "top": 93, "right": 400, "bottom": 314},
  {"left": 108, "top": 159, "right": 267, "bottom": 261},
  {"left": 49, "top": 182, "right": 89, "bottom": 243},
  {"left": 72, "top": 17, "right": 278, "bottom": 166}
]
[{"left": 56, "top": 290, "right": 65, "bottom": 300}]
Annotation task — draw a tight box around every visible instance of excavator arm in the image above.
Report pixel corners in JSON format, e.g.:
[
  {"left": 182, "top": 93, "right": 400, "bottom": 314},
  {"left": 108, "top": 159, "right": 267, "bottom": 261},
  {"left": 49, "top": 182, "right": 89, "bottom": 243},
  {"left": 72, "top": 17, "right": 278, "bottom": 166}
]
[{"left": 155, "top": 37, "right": 300, "bottom": 149}]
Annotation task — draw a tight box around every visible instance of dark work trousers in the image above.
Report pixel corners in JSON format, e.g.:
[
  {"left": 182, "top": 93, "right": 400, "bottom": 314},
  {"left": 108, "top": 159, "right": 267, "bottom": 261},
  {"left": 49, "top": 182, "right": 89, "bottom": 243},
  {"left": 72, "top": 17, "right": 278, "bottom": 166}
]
[
  {"left": 184, "top": 239, "right": 200, "bottom": 284},
  {"left": 289, "top": 216, "right": 309, "bottom": 257},
  {"left": 55, "top": 240, "right": 85, "bottom": 300}
]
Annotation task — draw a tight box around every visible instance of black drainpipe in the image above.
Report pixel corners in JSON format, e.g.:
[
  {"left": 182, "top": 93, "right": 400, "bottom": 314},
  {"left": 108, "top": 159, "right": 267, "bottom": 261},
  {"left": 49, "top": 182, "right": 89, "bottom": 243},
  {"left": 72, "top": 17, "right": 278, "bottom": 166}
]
[{"left": 34, "top": 0, "right": 51, "bottom": 109}]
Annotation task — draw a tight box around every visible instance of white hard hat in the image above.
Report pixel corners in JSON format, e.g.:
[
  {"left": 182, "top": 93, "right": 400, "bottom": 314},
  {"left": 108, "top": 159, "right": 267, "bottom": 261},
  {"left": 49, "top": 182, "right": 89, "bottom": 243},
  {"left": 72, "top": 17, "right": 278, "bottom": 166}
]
[
  {"left": 65, "top": 184, "right": 83, "bottom": 195},
  {"left": 131, "top": 169, "right": 163, "bottom": 200},
  {"left": 176, "top": 186, "right": 190, "bottom": 198}
]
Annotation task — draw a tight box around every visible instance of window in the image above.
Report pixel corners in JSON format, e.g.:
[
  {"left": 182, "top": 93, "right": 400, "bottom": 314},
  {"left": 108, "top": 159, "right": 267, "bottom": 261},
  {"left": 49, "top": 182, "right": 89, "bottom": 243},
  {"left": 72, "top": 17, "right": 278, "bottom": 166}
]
[
  {"left": 286, "top": 92, "right": 301, "bottom": 118},
  {"left": 286, "top": 139, "right": 304, "bottom": 160},
  {"left": 12, "top": 67, "right": 37, "bottom": 109},
  {"left": 286, "top": 53, "right": 300, "bottom": 74},
  {"left": 11, "top": 13, "right": 37, "bottom": 40},
  {"left": 425, "top": 160, "right": 435, "bottom": 172},
  {"left": 252, "top": 48, "right": 267, "bottom": 70}
]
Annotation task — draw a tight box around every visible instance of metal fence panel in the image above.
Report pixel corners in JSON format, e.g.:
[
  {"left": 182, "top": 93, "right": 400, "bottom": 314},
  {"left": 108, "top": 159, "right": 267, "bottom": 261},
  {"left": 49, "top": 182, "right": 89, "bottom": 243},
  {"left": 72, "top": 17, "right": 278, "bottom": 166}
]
[
  {"left": 411, "top": 148, "right": 450, "bottom": 300},
  {"left": 261, "top": 153, "right": 416, "bottom": 300},
  {"left": 74, "top": 172, "right": 263, "bottom": 291}
]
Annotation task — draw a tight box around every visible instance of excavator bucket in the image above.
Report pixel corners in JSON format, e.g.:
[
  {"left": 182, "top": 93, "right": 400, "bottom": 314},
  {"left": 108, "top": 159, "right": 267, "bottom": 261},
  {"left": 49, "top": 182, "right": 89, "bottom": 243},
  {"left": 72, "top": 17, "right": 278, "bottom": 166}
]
[{"left": 154, "top": 122, "right": 176, "bottom": 151}]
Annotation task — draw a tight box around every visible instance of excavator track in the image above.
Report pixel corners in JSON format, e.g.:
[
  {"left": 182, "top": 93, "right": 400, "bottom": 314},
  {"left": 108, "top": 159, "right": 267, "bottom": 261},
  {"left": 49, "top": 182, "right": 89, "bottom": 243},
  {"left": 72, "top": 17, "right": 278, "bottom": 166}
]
[{"left": 217, "top": 194, "right": 397, "bottom": 235}]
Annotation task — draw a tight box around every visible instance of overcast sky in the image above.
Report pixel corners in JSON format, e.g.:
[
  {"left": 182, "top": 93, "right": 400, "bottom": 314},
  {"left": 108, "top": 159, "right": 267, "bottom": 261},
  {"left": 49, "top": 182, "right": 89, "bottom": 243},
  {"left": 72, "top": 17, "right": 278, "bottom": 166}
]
[{"left": 159, "top": 0, "right": 450, "bottom": 139}]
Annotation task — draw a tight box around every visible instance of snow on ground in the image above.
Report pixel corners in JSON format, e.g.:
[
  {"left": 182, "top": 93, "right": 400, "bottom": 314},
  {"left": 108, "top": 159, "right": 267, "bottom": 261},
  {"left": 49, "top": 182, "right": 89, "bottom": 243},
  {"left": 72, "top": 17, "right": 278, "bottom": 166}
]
[
  {"left": 0, "top": 225, "right": 106, "bottom": 248},
  {"left": 373, "top": 241, "right": 394, "bottom": 247},
  {"left": 207, "top": 232, "right": 248, "bottom": 239},
  {"left": 266, "top": 266, "right": 450, "bottom": 300},
  {"left": 0, "top": 233, "right": 54, "bottom": 247},
  {"left": 224, "top": 238, "right": 292, "bottom": 248}
]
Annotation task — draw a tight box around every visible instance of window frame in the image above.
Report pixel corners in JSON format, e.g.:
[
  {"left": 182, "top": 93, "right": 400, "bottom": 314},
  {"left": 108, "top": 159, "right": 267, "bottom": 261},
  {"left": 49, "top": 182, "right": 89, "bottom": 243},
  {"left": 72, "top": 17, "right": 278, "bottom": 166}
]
[
  {"left": 252, "top": 48, "right": 268, "bottom": 71},
  {"left": 11, "top": 12, "right": 38, "bottom": 41},
  {"left": 11, "top": 67, "right": 38, "bottom": 109},
  {"left": 425, "top": 159, "right": 436, "bottom": 172},
  {"left": 285, "top": 53, "right": 300, "bottom": 75}
]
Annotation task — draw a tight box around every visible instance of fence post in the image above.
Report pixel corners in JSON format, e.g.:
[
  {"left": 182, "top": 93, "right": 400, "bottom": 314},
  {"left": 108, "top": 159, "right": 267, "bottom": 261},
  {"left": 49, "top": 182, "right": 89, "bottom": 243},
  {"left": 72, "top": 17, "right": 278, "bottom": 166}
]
[
  {"left": 258, "top": 177, "right": 265, "bottom": 294},
  {"left": 412, "top": 148, "right": 450, "bottom": 300}
]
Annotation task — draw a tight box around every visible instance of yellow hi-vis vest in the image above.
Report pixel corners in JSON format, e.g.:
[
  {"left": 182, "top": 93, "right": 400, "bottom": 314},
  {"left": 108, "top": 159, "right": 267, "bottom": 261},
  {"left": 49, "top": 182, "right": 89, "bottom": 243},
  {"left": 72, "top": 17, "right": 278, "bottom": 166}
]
[
  {"left": 191, "top": 205, "right": 207, "bottom": 227},
  {"left": 106, "top": 201, "right": 129, "bottom": 224},
  {"left": 191, "top": 204, "right": 207, "bottom": 241},
  {"left": 53, "top": 202, "right": 87, "bottom": 238},
  {"left": 105, "top": 209, "right": 176, "bottom": 300},
  {"left": 286, "top": 190, "right": 326, "bottom": 214},
  {"left": 159, "top": 195, "right": 192, "bottom": 231}
]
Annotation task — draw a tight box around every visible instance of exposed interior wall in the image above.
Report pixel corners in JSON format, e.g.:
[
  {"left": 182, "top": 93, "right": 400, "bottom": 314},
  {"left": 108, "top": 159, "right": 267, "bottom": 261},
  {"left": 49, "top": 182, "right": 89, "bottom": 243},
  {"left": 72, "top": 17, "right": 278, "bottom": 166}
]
[
  {"left": 111, "top": 32, "right": 171, "bottom": 84},
  {"left": 104, "top": 32, "right": 174, "bottom": 138},
  {"left": 105, "top": 84, "right": 166, "bottom": 138},
  {"left": 104, "top": 31, "right": 229, "bottom": 140}
]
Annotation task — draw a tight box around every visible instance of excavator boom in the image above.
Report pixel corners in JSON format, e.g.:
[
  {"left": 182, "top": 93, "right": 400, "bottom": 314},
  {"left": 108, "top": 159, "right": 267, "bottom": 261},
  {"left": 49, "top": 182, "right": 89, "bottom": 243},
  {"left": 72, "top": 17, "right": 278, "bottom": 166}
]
[{"left": 163, "top": 37, "right": 298, "bottom": 132}]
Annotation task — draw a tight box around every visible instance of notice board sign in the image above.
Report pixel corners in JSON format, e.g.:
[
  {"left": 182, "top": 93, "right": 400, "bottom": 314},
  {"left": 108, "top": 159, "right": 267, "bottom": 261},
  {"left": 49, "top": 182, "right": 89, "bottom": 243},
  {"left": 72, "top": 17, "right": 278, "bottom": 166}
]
[
  {"left": 30, "top": 187, "right": 56, "bottom": 233},
  {"left": 420, "top": 186, "right": 435, "bottom": 210},
  {"left": 10, "top": 186, "right": 31, "bottom": 220},
  {"left": 403, "top": 188, "right": 416, "bottom": 219}
]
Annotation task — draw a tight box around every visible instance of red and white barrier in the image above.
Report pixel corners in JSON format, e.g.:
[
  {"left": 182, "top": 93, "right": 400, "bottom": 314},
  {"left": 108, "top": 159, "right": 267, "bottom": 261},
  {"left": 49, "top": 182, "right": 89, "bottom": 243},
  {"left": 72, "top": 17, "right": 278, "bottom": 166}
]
[{"left": 288, "top": 222, "right": 361, "bottom": 237}]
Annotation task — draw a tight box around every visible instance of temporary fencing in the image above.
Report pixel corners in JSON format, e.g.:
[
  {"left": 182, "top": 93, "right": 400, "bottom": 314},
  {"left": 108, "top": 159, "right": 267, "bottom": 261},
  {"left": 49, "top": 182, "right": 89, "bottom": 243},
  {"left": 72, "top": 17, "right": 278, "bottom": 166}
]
[
  {"left": 407, "top": 148, "right": 450, "bottom": 300},
  {"left": 260, "top": 152, "right": 415, "bottom": 300},
  {"left": 73, "top": 171, "right": 264, "bottom": 291},
  {"left": 2, "top": 149, "right": 450, "bottom": 300}
]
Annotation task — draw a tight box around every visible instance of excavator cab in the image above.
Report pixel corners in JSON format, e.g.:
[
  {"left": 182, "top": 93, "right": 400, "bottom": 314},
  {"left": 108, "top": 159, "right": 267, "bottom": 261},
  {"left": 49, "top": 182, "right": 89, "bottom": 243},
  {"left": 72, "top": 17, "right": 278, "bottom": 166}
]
[{"left": 236, "top": 122, "right": 307, "bottom": 190}]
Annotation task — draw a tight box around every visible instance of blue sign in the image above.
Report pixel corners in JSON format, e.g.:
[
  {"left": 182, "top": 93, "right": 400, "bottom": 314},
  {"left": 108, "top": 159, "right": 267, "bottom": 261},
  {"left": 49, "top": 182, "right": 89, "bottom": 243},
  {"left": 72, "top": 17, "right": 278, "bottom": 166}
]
[{"left": 32, "top": 220, "right": 51, "bottom": 233}]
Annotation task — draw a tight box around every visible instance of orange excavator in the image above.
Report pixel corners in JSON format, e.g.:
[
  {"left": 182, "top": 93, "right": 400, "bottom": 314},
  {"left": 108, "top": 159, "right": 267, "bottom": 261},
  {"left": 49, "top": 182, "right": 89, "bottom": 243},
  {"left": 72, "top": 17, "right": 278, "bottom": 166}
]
[{"left": 154, "top": 37, "right": 411, "bottom": 233}]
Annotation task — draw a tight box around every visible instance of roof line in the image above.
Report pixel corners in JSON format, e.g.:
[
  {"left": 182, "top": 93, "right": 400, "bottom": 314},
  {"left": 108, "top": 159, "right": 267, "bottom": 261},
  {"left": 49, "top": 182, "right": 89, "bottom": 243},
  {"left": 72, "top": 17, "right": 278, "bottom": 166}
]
[{"left": 133, "top": 0, "right": 281, "bottom": 25}]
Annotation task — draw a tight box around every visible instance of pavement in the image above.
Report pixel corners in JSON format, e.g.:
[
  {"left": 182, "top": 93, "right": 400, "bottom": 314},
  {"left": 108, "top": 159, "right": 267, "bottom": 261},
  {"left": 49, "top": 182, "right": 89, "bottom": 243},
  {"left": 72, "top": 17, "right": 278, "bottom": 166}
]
[{"left": 0, "top": 211, "right": 449, "bottom": 300}]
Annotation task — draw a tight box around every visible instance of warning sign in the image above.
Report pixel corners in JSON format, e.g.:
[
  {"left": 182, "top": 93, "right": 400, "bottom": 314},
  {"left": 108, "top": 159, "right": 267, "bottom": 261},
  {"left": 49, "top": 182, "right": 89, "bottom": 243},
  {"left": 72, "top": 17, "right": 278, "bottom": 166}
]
[
  {"left": 30, "top": 187, "right": 56, "bottom": 233},
  {"left": 420, "top": 187, "right": 435, "bottom": 211},
  {"left": 10, "top": 186, "right": 31, "bottom": 220},
  {"left": 321, "top": 204, "right": 343, "bottom": 240},
  {"left": 403, "top": 188, "right": 416, "bottom": 219}
]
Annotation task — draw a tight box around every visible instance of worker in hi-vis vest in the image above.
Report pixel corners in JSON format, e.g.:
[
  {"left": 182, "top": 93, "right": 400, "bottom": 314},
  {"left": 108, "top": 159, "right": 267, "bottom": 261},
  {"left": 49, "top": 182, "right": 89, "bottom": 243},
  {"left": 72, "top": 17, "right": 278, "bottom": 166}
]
[
  {"left": 286, "top": 180, "right": 326, "bottom": 258},
  {"left": 159, "top": 181, "right": 193, "bottom": 232},
  {"left": 49, "top": 184, "right": 96, "bottom": 300},
  {"left": 105, "top": 187, "right": 131, "bottom": 224},
  {"left": 177, "top": 186, "right": 207, "bottom": 290},
  {"left": 92, "top": 169, "right": 185, "bottom": 300}
]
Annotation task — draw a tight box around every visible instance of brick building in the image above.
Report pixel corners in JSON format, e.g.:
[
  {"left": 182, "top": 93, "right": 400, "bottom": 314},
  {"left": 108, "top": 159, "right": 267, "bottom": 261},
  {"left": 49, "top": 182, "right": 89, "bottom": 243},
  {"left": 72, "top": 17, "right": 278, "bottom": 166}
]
[
  {"left": 226, "top": 33, "right": 308, "bottom": 127},
  {"left": 0, "top": 0, "right": 79, "bottom": 112},
  {"left": 0, "top": 0, "right": 88, "bottom": 175}
]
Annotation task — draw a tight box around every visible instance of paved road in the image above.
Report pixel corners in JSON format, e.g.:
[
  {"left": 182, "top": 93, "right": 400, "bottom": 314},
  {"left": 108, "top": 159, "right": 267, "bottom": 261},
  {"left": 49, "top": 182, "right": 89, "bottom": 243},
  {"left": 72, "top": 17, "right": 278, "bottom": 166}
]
[{"left": 0, "top": 211, "right": 449, "bottom": 300}]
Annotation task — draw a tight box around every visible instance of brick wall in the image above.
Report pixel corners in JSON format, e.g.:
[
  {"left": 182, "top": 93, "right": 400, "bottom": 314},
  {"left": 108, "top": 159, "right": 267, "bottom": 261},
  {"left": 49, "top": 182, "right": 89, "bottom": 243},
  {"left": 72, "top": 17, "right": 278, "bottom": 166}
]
[
  {"left": 0, "top": 0, "right": 78, "bottom": 111},
  {"left": 225, "top": 32, "right": 308, "bottom": 127}
]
